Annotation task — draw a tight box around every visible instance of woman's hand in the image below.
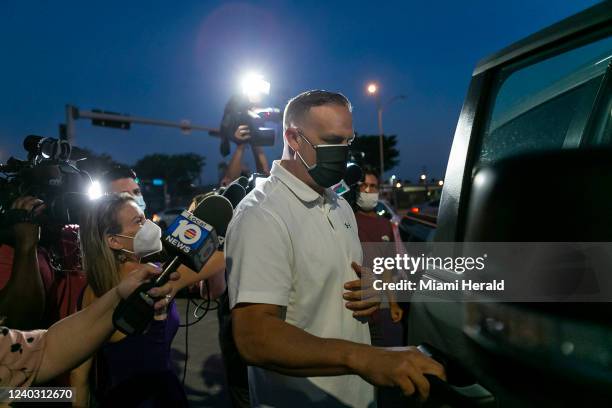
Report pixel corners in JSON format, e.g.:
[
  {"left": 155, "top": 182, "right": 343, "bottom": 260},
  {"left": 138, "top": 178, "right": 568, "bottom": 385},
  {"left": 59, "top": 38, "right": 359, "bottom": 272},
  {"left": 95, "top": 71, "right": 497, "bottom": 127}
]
[{"left": 116, "top": 264, "right": 179, "bottom": 311}]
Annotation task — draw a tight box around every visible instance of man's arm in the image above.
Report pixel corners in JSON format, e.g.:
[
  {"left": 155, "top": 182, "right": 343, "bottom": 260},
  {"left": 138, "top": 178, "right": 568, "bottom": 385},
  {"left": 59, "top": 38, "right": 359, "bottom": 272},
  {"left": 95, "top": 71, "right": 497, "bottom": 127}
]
[
  {"left": 251, "top": 145, "right": 270, "bottom": 175},
  {"left": 221, "top": 125, "right": 251, "bottom": 185},
  {"left": 232, "top": 302, "right": 445, "bottom": 399},
  {"left": 0, "top": 197, "right": 46, "bottom": 329}
]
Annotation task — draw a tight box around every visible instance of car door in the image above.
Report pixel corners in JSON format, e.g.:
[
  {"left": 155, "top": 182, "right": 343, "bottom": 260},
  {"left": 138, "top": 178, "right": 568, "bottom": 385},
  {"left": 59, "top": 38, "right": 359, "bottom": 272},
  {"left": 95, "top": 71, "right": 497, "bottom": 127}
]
[{"left": 407, "top": 4, "right": 612, "bottom": 407}]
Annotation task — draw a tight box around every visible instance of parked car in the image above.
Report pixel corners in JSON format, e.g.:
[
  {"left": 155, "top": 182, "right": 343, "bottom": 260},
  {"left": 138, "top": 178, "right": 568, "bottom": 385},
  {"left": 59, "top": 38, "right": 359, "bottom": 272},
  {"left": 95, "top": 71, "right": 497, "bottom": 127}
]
[
  {"left": 151, "top": 207, "right": 183, "bottom": 230},
  {"left": 408, "top": 199, "right": 440, "bottom": 217}
]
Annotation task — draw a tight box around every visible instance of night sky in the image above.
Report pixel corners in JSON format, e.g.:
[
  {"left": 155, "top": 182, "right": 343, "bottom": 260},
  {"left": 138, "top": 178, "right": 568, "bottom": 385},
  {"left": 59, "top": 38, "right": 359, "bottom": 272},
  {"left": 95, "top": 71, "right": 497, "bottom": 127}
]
[{"left": 0, "top": 0, "right": 600, "bottom": 184}]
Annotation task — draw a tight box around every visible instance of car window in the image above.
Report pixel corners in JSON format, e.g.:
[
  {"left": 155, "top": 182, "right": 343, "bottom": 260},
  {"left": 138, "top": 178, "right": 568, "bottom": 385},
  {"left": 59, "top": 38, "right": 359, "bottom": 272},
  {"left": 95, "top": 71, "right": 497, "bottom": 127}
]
[{"left": 476, "top": 35, "right": 612, "bottom": 168}]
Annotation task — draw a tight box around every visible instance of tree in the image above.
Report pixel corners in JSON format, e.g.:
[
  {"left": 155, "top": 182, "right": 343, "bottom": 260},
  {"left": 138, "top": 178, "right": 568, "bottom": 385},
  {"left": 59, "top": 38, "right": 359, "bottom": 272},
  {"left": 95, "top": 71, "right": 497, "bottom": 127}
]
[
  {"left": 133, "top": 153, "right": 206, "bottom": 195},
  {"left": 349, "top": 134, "right": 400, "bottom": 173}
]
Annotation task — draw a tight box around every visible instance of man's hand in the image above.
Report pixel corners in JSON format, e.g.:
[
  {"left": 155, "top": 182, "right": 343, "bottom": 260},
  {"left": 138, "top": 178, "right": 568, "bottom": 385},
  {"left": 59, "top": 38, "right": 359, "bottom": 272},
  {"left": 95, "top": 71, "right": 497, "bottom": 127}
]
[
  {"left": 390, "top": 302, "right": 404, "bottom": 323},
  {"left": 343, "top": 262, "right": 381, "bottom": 317},
  {"left": 11, "top": 196, "right": 45, "bottom": 252},
  {"left": 116, "top": 264, "right": 179, "bottom": 311},
  {"left": 234, "top": 124, "right": 251, "bottom": 143},
  {"left": 350, "top": 346, "right": 446, "bottom": 400}
]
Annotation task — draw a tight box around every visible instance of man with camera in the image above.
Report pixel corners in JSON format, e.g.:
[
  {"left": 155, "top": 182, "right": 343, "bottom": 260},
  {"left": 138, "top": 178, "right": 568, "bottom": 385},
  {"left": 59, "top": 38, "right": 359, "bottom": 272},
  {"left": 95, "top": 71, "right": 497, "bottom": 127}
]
[
  {"left": 0, "top": 196, "right": 50, "bottom": 330},
  {"left": 225, "top": 90, "right": 445, "bottom": 407}
]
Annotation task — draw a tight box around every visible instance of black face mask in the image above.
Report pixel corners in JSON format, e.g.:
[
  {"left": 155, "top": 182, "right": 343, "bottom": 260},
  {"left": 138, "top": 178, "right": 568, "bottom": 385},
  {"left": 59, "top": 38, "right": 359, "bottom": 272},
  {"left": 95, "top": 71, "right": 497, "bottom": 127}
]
[{"left": 297, "top": 132, "right": 349, "bottom": 188}]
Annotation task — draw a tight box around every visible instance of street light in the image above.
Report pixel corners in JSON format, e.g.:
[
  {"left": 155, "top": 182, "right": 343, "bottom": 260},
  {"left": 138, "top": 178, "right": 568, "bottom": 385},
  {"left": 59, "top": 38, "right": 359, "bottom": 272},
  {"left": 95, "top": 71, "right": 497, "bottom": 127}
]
[
  {"left": 366, "top": 82, "right": 406, "bottom": 180},
  {"left": 241, "top": 73, "right": 270, "bottom": 102}
]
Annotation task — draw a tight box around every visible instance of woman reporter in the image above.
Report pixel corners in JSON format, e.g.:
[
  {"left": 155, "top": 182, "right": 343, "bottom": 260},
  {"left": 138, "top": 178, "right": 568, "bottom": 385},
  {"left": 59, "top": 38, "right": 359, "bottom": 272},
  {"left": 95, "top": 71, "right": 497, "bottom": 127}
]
[{"left": 70, "top": 193, "right": 198, "bottom": 407}]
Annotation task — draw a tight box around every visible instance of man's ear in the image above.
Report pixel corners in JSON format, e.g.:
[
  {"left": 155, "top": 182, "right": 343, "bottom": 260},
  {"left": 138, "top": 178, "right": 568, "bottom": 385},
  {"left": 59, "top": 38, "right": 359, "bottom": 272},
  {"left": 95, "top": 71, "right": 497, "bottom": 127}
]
[
  {"left": 284, "top": 128, "right": 300, "bottom": 153},
  {"left": 107, "top": 234, "right": 123, "bottom": 250}
]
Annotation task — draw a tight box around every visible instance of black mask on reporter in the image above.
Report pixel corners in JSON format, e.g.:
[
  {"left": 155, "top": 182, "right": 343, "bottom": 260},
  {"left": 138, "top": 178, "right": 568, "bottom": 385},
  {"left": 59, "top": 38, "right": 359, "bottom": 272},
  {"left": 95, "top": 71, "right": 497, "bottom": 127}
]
[{"left": 295, "top": 129, "right": 349, "bottom": 188}]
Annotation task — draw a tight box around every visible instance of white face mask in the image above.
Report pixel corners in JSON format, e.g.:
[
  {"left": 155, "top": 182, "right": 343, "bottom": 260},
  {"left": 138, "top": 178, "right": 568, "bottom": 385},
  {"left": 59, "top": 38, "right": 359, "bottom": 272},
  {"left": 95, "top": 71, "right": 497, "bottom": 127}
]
[
  {"left": 357, "top": 192, "right": 379, "bottom": 211},
  {"left": 115, "top": 219, "right": 162, "bottom": 258},
  {"left": 134, "top": 194, "right": 147, "bottom": 213}
]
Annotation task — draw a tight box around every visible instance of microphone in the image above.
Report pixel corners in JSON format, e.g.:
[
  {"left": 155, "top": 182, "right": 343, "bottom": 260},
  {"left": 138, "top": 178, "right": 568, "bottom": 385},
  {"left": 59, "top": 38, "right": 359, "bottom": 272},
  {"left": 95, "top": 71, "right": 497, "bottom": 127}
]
[
  {"left": 222, "top": 180, "right": 247, "bottom": 209},
  {"left": 233, "top": 176, "right": 249, "bottom": 189},
  {"left": 344, "top": 163, "right": 363, "bottom": 187},
  {"left": 112, "top": 194, "right": 234, "bottom": 335},
  {"left": 331, "top": 163, "right": 363, "bottom": 196}
]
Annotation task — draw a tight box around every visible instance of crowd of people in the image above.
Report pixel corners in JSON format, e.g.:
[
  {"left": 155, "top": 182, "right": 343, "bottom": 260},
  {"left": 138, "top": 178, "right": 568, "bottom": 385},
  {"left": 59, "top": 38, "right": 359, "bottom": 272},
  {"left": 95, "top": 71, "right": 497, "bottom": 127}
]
[{"left": 0, "top": 90, "right": 445, "bottom": 407}]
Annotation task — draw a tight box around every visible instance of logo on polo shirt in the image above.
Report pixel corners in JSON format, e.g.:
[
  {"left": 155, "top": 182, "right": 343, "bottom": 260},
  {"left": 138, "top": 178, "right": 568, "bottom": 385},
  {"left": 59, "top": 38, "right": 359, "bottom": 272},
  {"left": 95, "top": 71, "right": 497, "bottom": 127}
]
[{"left": 344, "top": 222, "right": 351, "bottom": 229}]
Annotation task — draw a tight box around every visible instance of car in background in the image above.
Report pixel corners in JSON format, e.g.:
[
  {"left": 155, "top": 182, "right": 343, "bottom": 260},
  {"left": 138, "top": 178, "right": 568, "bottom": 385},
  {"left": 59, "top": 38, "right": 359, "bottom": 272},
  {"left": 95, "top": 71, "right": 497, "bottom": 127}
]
[
  {"left": 408, "top": 199, "right": 440, "bottom": 217},
  {"left": 151, "top": 207, "right": 183, "bottom": 230}
]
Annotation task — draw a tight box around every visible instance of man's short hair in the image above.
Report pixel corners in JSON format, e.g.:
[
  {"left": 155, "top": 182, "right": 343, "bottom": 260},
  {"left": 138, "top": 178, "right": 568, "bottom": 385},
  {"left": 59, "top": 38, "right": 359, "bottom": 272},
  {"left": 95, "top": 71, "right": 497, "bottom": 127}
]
[
  {"left": 100, "top": 165, "right": 137, "bottom": 190},
  {"left": 283, "top": 90, "right": 352, "bottom": 131}
]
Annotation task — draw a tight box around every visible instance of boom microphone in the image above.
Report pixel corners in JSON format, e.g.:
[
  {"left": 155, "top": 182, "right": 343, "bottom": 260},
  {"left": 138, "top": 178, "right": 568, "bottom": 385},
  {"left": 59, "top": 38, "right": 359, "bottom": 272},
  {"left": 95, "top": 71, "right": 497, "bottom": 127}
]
[
  {"left": 222, "top": 180, "right": 247, "bottom": 209},
  {"left": 112, "top": 194, "right": 233, "bottom": 335},
  {"left": 344, "top": 163, "right": 363, "bottom": 187}
]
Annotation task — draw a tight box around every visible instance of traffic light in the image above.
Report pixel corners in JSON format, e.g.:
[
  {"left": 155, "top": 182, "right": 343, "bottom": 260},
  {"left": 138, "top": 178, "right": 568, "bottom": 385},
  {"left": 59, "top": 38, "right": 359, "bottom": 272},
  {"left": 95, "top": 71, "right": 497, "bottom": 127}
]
[{"left": 91, "top": 109, "right": 131, "bottom": 130}]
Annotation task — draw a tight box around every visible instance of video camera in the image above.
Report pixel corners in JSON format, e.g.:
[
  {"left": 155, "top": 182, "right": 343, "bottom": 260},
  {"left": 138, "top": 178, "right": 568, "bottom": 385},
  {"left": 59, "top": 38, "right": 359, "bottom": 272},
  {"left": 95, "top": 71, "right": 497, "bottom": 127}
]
[
  {"left": 0, "top": 135, "right": 94, "bottom": 229},
  {"left": 218, "top": 94, "right": 283, "bottom": 156},
  {"left": 235, "top": 107, "right": 282, "bottom": 147}
]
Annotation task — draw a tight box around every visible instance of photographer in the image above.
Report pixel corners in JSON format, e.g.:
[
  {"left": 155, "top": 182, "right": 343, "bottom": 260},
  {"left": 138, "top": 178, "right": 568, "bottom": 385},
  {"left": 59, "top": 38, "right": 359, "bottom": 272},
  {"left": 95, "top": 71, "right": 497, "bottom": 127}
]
[
  {"left": 221, "top": 125, "right": 270, "bottom": 186},
  {"left": 219, "top": 92, "right": 273, "bottom": 186},
  {"left": 0, "top": 264, "right": 177, "bottom": 389},
  {"left": 0, "top": 196, "right": 52, "bottom": 330}
]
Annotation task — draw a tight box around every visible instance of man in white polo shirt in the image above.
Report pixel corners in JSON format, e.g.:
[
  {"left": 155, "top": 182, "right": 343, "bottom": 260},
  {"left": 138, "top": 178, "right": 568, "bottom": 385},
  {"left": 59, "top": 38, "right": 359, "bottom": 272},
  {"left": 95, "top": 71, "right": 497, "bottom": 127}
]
[{"left": 225, "top": 90, "right": 445, "bottom": 407}]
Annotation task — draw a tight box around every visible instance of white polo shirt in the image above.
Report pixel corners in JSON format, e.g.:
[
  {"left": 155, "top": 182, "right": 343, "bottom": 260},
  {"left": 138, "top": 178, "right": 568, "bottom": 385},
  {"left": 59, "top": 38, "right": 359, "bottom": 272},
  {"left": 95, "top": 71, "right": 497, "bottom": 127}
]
[{"left": 226, "top": 160, "right": 375, "bottom": 408}]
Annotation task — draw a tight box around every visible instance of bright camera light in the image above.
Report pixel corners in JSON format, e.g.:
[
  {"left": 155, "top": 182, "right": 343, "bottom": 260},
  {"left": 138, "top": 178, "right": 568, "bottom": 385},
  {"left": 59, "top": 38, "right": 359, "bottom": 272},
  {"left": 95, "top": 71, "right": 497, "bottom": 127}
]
[
  {"left": 88, "top": 180, "right": 103, "bottom": 200},
  {"left": 241, "top": 73, "right": 270, "bottom": 99},
  {"left": 367, "top": 83, "right": 378, "bottom": 94},
  {"left": 420, "top": 174, "right": 427, "bottom": 181},
  {"left": 438, "top": 180, "right": 444, "bottom": 186}
]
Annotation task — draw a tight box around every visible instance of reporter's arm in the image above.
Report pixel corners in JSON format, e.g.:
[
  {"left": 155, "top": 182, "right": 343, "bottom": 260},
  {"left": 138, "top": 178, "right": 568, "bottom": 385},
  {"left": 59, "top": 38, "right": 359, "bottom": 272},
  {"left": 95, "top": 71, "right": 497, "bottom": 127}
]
[
  {"left": 170, "top": 251, "right": 226, "bottom": 297},
  {"left": 200, "top": 268, "right": 226, "bottom": 300},
  {"left": 35, "top": 265, "right": 175, "bottom": 384},
  {"left": 36, "top": 287, "right": 121, "bottom": 384}
]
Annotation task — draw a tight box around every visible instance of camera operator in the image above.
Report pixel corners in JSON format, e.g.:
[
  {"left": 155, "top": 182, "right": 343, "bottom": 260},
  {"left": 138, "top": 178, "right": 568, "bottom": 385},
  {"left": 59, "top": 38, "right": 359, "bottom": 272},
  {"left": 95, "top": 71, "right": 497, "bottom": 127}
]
[
  {"left": 0, "top": 196, "right": 52, "bottom": 330},
  {"left": 220, "top": 125, "right": 270, "bottom": 186},
  {"left": 0, "top": 264, "right": 178, "bottom": 390},
  {"left": 225, "top": 90, "right": 445, "bottom": 408},
  {"left": 101, "top": 165, "right": 147, "bottom": 213},
  {"left": 219, "top": 91, "right": 274, "bottom": 186}
]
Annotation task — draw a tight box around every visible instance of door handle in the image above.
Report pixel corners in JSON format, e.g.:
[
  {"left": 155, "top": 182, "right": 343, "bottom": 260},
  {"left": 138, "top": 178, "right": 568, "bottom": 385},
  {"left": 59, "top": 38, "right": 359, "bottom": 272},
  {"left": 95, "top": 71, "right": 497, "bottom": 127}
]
[{"left": 417, "top": 343, "right": 495, "bottom": 408}]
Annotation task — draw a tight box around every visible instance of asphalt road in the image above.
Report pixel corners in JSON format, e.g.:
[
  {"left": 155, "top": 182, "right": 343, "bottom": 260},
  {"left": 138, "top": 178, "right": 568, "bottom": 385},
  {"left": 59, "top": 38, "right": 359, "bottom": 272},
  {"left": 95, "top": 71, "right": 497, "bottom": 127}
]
[{"left": 171, "top": 297, "right": 232, "bottom": 407}]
